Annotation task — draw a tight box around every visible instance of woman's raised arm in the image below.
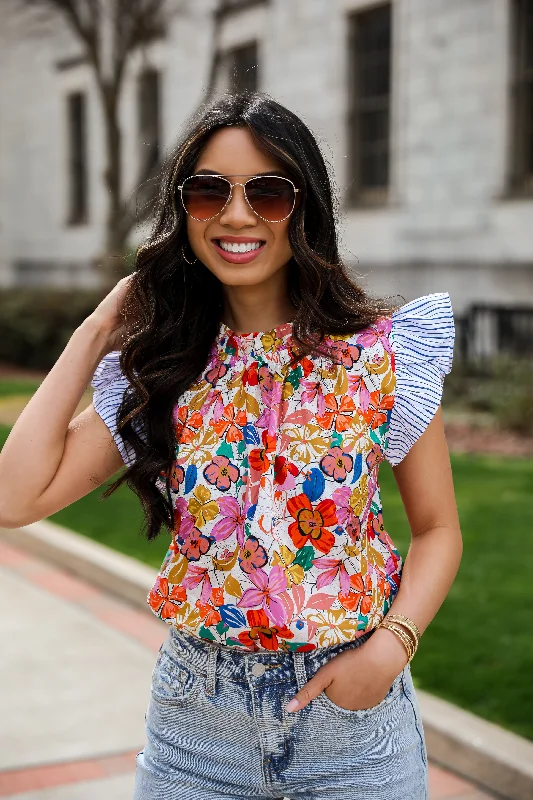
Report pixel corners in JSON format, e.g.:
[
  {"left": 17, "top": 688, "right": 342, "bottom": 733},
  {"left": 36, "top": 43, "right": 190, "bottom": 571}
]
[{"left": 0, "top": 277, "right": 132, "bottom": 528}]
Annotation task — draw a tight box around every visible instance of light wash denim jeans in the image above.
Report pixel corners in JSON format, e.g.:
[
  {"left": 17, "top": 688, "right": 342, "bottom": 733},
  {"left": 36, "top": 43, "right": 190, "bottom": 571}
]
[{"left": 133, "top": 625, "right": 428, "bottom": 799}]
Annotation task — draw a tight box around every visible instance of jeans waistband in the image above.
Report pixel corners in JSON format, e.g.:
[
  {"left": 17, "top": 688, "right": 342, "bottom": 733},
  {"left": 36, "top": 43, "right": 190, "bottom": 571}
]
[{"left": 164, "top": 625, "right": 378, "bottom": 697}]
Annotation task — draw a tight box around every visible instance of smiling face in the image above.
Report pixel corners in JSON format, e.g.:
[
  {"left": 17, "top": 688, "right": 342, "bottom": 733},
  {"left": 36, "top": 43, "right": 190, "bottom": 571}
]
[{"left": 185, "top": 126, "right": 296, "bottom": 291}]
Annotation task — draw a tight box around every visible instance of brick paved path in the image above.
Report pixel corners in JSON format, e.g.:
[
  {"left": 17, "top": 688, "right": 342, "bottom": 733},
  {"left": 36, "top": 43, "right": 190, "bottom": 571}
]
[{"left": 0, "top": 538, "right": 497, "bottom": 799}]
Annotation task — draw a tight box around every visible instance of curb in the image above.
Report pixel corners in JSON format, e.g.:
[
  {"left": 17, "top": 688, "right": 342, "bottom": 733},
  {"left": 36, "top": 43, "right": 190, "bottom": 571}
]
[
  {"left": 0, "top": 519, "right": 156, "bottom": 612},
  {"left": 3, "top": 520, "right": 533, "bottom": 800}
]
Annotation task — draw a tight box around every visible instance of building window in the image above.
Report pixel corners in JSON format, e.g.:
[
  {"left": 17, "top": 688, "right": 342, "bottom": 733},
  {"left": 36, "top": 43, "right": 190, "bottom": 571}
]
[
  {"left": 138, "top": 68, "right": 161, "bottom": 178},
  {"left": 347, "top": 4, "right": 392, "bottom": 206},
  {"left": 509, "top": 0, "right": 533, "bottom": 195},
  {"left": 66, "top": 91, "right": 88, "bottom": 224},
  {"left": 228, "top": 42, "right": 259, "bottom": 93}
]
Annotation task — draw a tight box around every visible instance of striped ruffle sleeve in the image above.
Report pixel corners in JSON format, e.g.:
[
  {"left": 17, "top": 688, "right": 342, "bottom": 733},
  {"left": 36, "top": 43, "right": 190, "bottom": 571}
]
[
  {"left": 91, "top": 351, "right": 136, "bottom": 466},
  {"left": 385, "top": 292, "right": 455, "bottom": 466}
]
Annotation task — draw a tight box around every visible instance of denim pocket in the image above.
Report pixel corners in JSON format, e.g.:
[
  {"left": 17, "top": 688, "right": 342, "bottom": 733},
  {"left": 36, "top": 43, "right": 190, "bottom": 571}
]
[
  {"left": 150, "top": 645, "right": 203, "bottom": 706},
  {"left": 315, "top": 668, "right": 405, "bottom": 719}
]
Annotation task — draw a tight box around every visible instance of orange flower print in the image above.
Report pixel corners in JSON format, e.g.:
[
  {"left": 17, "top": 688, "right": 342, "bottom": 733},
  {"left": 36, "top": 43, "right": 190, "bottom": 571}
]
[
  {"left": 338, "top": 572, "right": 373, "bottom": 615},
  {"left": 239, "top": 535, "right": 268, "bottom": 574},
  {"left": 287, "top": 494, "right": 338, "bottom": 554},
  {"left": 148, "top": 577, "right": 186, "bottom": 620},
  {"left": 362, "top": 390, "right": 394, "bottom": 430},
  {"left": 242, "top": 361, "right": 259, "bottom": 386},
  {"left": 174, "top": 406, "right": 203, "bottom": 444},
  {"left": 316, "top": 393, "right": 356, "bottom": 433},
  {"left": 249, "top": 429, "right": 277, "bottom": 475},
  {"left": 169, "top": 463, "right": 185, "bottom": 492},
  {"left": 238, "top": 608, "right": 295, "bottom": 651},
  {"left": 320, "top": 447, "right": 353, "bottom": 483},
  {"left": 178, "top": 526, "right": 213, "bottom": 561},
  {"left": 211, "top": 403, "right": 247, "bottom": 443},
  {"left": 203, "top": 455, "right": 240, "bottom": 491},
  {"left": 195, "top": 587, "right": 224, "bottom": 628},
  {"left": 273, "top": 455, "right": 299, "bottom": 490}
]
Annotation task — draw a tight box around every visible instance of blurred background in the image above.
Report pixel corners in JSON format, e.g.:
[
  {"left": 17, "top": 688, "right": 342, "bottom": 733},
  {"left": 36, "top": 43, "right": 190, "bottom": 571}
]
[{"left": 0, "top": 1, "right": 532, "bottom": 798}]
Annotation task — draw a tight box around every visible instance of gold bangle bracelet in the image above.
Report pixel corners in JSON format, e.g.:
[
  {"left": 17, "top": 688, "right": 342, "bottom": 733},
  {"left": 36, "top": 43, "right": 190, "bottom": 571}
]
[
  {"left": 378, "top": 620, "right": 417, "bottom": 662},
  {"left": 385, "top": 614, "right": 421, "bottom": 644},
  {"left": 384, "top": 621, "right": 419, "bottom": 653},
  {"left": 381, "top": 624, "right": 415, "bottom": 663}
]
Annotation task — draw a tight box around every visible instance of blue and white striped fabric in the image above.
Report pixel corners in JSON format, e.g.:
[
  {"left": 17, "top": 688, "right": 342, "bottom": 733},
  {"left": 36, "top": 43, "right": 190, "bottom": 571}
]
[
  {"left": 91, "top": 351, "right": 136, "bottom": 466},
  {"left": 385, "top": 292, "right": 455, "bottom": 466}
]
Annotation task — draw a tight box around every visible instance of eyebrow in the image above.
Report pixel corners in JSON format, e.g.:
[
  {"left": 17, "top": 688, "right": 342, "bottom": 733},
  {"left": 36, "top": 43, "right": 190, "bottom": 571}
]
[{"left": 193, "top": 169, "right": 289, "bottom": 178}]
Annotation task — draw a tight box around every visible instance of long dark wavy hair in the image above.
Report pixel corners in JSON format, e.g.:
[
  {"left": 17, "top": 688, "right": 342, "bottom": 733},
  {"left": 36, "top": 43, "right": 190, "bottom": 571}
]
[{"left": 106, "top": 91, "right": 402, "bottom": 541}]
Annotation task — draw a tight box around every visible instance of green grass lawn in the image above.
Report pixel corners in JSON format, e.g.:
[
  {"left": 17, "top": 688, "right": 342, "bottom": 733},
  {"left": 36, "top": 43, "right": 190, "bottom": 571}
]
[
  {"left": 0, "top": 378, "right": 42, "bottom": 398},
  {"left": 1, "top": 417, "right": 532, "bottom": 741}
]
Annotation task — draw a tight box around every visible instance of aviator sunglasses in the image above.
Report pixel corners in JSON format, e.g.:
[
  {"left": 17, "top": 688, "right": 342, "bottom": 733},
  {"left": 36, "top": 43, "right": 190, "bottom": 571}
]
[{"left": 177, "top": 174, "right": 301, "bottom": 223}]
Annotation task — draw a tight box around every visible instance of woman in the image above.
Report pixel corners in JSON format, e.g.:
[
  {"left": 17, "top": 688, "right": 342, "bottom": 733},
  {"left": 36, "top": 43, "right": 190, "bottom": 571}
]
[{"left": 0, "top": 93, "right": 462, "bottom": 799}]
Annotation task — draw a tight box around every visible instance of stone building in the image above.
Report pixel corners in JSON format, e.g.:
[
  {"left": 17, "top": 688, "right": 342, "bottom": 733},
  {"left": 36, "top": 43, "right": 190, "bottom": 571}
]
[{"left": 0, "top": 0, "right": 532, "bottom": 354}]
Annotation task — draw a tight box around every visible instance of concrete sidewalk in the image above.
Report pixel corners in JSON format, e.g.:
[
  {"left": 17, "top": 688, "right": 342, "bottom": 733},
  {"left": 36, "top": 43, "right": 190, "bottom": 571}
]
[{"left": 0, "top": 537, "right": 496, "bottom": 800}]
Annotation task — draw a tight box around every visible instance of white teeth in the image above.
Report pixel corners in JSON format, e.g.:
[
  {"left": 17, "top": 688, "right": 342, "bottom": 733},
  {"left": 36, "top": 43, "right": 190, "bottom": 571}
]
[{"left": 218, "top": 240, "right": 263, "bottom": 253}]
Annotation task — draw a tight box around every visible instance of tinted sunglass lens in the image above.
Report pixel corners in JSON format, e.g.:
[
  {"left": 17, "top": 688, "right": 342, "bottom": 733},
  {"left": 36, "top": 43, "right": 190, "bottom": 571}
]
[
  {"left": 246, "top": 177, "right": 295, "bottom": 221},
  {"left": 181, "top": 176, "right": 230, "bottom": 220}
]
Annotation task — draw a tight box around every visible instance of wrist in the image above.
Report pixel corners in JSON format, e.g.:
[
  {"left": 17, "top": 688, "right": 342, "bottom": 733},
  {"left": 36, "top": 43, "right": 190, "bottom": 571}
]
[{"left": 365, "top": 626, "right": 410, "bottom": 673}]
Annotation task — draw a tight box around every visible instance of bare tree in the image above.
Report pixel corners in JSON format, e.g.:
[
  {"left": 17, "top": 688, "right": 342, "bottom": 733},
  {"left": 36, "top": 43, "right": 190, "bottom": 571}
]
[{"left": 17, "top": 0, "right": 222, "bottom": 283}]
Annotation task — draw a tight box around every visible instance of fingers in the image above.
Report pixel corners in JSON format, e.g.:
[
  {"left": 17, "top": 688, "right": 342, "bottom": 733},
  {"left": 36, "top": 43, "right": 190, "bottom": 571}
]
[{"left": 285, "top": 672, "right": 332, "bottom": 713}]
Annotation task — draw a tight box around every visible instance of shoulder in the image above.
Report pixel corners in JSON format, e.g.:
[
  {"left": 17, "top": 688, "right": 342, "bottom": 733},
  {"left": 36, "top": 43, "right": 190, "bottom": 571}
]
[
  {"left": 381, "top": 293, "right": 455, "bottom": 466},
  {"left": 389, "top": 292, "right": 455, "bottom": 376},
  {"left": 91, "top": 351, "right": 134, "bottom": 466}
]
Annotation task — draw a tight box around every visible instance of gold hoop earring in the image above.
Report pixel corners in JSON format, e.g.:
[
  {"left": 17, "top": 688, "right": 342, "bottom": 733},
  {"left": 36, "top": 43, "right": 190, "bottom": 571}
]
[{"left": 181, "top": 244, "right": 197, "bottom": 265}]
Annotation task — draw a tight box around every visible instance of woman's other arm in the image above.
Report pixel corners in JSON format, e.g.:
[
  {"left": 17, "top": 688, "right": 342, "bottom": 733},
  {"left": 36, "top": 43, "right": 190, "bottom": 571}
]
[{"left": 0, "top": 277, "right": 131, "bottom": 528}]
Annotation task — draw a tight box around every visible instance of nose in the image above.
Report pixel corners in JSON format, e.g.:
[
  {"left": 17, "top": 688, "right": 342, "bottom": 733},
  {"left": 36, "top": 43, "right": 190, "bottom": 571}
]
[{"left": 218, "top": 183, "right": 258, "bottom": 229}]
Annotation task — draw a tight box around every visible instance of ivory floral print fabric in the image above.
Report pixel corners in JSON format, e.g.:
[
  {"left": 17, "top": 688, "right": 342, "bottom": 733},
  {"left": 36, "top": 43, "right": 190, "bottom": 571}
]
[{"left": 92, "top": 292, "right": 455, "bottom": 652}]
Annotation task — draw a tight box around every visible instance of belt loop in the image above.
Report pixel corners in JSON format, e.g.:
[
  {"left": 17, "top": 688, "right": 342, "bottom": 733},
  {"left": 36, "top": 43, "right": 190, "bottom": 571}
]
[
  {"left": 291, "top": 651, "right": 308, "bottom": 692},
  {"left": 205, "top": 645, "right": 219, "bottom": 697}
]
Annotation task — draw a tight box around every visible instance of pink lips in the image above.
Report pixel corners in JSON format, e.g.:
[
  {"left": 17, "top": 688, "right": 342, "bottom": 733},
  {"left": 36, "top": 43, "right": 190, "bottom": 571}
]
[{"left": 212, "top": 239, "right": 266, "bottom": 264}]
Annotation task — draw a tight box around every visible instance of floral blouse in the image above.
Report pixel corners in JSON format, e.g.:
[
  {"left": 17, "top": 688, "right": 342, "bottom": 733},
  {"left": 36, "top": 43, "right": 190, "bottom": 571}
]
[{"left": 92, "top": 292, "right": 455, "bottom": 652}]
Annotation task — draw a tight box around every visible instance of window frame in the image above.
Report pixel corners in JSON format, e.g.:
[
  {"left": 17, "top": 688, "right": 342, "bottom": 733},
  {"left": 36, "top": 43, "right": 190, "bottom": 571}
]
[{"left": 346, "top": 2, "right": 393, "bottom": 208}]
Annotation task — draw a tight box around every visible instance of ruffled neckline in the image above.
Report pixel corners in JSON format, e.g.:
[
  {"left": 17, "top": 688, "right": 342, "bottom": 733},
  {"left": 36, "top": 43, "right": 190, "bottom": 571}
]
[{"left": 216, "top": 319, "right": 295, "bottom": 364}]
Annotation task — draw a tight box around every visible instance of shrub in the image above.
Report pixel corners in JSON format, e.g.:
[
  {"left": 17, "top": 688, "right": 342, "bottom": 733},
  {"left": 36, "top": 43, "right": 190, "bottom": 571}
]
[
  {"left": 0, "top": 289, "right": 105, "bottom": 370},
  {"left": 443, "top": 354, "right": 533, "bottom": 435}
]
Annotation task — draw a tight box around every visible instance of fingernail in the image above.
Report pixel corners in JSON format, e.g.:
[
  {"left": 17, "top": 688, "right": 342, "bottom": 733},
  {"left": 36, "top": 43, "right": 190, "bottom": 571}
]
[{"left": 285, "top": 698, "right": 299, "bottom": 712}]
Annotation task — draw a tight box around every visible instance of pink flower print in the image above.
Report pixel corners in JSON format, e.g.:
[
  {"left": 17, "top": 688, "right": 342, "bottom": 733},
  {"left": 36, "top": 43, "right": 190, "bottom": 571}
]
[
  {"left": 332, "top": 486, "right": 362, "bottom": 544},
  {"left": 210, "top": 496, "right": 248, "bottom": 547},
  {"left": 203, "top": 455, "right": 240, "bottom": 492},
  {"left": 178, "top": 526, "right": 212, "bottom": 561},
  {"left": 205, "top": 361, "right": 227, "bottom": 386},
  {"left": 256, "top": 379, "right": 282, "bottom": 436},
  {"left": 329, "top": 340, "right": 362, "bottom": 368},
  {"left": 312, "top": 556, "right": 351, "bottom": 595},
  {"left": 356, "top": 317, "right": 392, "bottom": 353},
  {"left": 347, "top": 373, "right": 371, "bottom": 411},
  {"left": 366, "top": 443, "right": 384, "bottom": 472},
  {"left": 236, "top": 564, "right": 288, "bottom": 627},
  {"left": 239, "top": 535, "right": 268, "bottom": 574},
  {"left": 301, "top": 379, "right": 325, "bottom": 407},
  {"left": 258, "top": 365, "right": 274, "bottom": 393},
  {"left": 182, "top": 563, "right": 212, "bottom": 604},
  {"left": 320, "top": 447, "right": 353, "bottom": 483},
  {"left": 173, "top": 497, "right": 195, "bottom": 540},
  {"left": 372, "top": 511, "right": 396, "bottom": 550}
]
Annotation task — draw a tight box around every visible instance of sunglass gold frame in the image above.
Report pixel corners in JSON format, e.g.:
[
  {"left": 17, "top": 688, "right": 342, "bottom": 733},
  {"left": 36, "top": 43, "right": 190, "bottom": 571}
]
[{"left": 177, "top": 174, "right": 301, "bottom": 223}]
